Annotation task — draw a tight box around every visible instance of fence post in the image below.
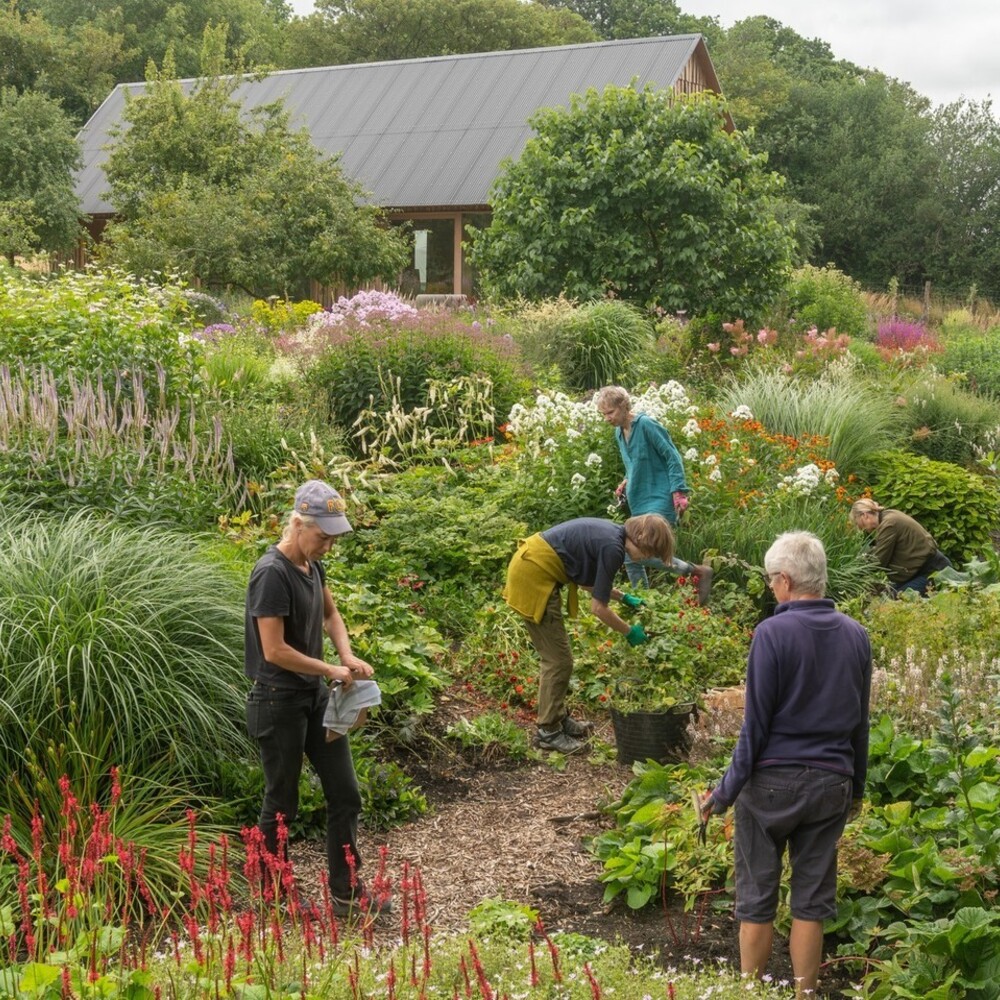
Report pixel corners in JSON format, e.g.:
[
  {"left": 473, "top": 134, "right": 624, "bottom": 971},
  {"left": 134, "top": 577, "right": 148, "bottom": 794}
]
[{"left": 922, "top": 281, "right": 932, "bottom": 322}]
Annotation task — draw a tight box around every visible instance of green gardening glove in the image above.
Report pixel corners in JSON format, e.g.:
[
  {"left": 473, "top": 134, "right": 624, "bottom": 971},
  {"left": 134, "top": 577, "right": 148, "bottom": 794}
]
[
  {"left": 625, "top": 623, "right": 649, "bottom": 647},
  {"left": 620, "top": 592, "right": 645, "bottom": 609}
]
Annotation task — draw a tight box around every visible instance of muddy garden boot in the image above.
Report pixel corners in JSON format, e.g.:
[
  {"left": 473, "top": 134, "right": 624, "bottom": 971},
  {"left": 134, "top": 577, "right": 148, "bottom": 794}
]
[
  {"left": 562, "top": 714, "right": 595, "bottom": 738},
  {"left": 535, "top": 726, "right": 585, "bottom": 753}
]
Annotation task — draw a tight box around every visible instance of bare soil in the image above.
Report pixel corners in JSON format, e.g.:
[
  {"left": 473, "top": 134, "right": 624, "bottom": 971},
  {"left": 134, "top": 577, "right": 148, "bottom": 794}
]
[{"left": 289, "top": 688, "right": 858, "bottom": 997}]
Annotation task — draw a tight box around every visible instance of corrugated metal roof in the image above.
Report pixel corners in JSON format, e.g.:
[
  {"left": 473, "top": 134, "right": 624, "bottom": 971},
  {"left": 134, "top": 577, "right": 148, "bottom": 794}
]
[{"left": 75, "top": 35, "right": 714, "bottom": 215}]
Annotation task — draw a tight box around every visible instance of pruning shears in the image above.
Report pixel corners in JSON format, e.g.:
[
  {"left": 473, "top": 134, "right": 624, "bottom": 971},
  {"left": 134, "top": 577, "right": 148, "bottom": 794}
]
[{"left": 692, "top": 789, "right": 711, "bottom": 845}]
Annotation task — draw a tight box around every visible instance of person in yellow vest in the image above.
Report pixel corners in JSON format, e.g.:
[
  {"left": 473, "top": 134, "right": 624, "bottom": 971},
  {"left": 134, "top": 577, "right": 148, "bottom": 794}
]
[
  {"left": 849, "top": 498, "right": 951, "bottom": 596},
  {"left": 504, "top": 514, "right": 674, "bottom": 753}
]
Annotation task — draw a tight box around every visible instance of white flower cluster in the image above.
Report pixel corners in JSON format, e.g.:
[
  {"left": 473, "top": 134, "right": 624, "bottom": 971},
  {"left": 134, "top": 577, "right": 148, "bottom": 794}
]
[
  {"left": 682, "top": 419, "right": 701, "bottom": 439},
  {"left": 506, "top": 391, "right": 604, "bottom": 451},
  {"left": 729, "top": 404, "right": 755, "bottom": 421},
  {"left": 777, "top": 463, "right": 840, "bottom": 496},
  {"left": 631, "top": 381, "right": 698, "bottom": 422}
]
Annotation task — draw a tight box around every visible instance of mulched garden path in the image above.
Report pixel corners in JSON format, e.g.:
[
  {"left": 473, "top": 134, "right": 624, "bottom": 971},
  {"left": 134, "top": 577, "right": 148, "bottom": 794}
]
[{"left": 289, "top": 689, "right": 859, "bottom": 997}]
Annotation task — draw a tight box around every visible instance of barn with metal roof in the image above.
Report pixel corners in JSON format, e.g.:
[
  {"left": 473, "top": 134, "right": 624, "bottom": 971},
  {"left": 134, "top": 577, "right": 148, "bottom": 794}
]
[{"left": 76, "top": 34, "right": 724, "bottom": 297}]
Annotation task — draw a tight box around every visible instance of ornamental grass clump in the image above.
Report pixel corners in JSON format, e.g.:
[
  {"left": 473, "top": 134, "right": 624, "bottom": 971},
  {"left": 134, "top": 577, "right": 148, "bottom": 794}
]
[
  {"left": 0, "top": 508, "right": 250, "bottom": 800},
  {"left": 718, "top": 362, "right": 903, "bottom": 476}
]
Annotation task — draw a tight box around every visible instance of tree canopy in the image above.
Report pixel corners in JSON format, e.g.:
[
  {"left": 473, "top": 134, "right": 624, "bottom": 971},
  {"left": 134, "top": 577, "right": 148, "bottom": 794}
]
[
  {"left": 99, "top": 54, "right": 408, "bottom": 297},
  {"left": 469, "top": 86, "right": 794, "bottom": 319},
  {"left": 0, "top": 86, "right": 82, "bottom": 262},
  {"left": 279, "top": 0, "right": 596, "bottom": 69}
]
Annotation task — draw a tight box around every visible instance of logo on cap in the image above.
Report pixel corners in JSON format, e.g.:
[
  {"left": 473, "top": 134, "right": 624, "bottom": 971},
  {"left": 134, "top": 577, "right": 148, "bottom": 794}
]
[{"left": 328, "top": 497, "right": 346, "bottom": 514}]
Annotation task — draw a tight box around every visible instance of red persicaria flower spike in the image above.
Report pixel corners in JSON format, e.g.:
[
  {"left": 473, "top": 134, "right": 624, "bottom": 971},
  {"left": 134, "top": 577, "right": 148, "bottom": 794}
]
[
  {"left": 584, "top": 963, "right": 601, "bottom": 999},
  {"left": 344, "top": 845, "right": 358, "bottom": 889},
  {"left": 422, "top": 923, "right": 432, "bottom": 979},
  {"left": 386, "top": 958, "right": 397, "bottom": 1000},
  {"left": 459, "top": 955, "right": 472, "bottom": 996},
  {"left": 467, "top": 941, "right": 494, "bottom": 1000},
  {"left": 529, "top": 938, "right": 539, "bottom": 986}
]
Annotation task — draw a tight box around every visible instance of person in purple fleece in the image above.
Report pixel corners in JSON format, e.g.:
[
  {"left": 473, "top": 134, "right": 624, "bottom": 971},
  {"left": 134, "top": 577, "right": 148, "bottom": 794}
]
[{"left": 698, "top": 531, "right": 871, "bottom": 998}]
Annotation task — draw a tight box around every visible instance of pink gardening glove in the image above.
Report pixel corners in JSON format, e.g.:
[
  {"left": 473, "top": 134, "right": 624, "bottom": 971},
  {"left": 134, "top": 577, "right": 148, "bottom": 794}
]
[{"left": 673, "top": 492, "right": 689, "bottom": 517}]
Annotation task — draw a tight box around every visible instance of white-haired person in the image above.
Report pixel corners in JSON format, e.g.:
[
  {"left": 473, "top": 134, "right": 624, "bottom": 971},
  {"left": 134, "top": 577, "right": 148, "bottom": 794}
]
[
  {"left": 850, "top": 497, "right": 951, "bottom": 596},
  {"left": 504, "top": 514, "right": 673, "bottom": 754},
  {"left": 244, "top": 480, "right": 389, "bottom": 918},
  {"left": 698, "top": 531, "right": 872, "bottom": 997},
  {"left": 595, "top": 385, "right": 712, "bottom": 604}
]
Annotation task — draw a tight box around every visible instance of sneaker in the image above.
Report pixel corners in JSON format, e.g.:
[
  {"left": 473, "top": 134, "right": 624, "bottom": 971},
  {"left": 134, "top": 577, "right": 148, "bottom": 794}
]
[
  {"left": 693, "top": 564, "right": 713, "bottom": 606},
  {"left": 534, "top": 727, "right": 585, "bottom": 754},
  {"left": 331, "top": 888, "right": 393, "bottom": 920},
  {"left": 562, "top": 714, "right": 595, "bottom": 738}
]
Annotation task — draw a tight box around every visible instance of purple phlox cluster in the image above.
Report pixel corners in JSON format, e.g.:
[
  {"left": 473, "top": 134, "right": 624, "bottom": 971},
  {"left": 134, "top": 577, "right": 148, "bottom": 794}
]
[
  {"left": 309, "top": 289, "right": 418, "bottom": 331},
  {"left": 876, "top": 318, "right": 939, "bottom": 353}
]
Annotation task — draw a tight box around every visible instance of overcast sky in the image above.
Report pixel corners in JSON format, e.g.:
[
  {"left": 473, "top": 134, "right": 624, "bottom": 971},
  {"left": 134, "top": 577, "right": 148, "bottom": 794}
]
[{"left": 285, "top": 0, "right": 998, "bottom": 108}]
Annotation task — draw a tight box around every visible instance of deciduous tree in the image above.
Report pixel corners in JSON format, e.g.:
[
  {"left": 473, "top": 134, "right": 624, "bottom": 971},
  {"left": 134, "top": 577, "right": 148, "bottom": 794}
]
[
  {"left": 0, "top": 86, "right": 82, "bottom": 261},
  {"left": 282, "top": 0, "right": 595, "bottom": 68},
  {"left": 100, "top": 55, "right": 408, "bottom": 296},
  {"left": 469, "top": 85, "right": 794, "bottom": 319}
]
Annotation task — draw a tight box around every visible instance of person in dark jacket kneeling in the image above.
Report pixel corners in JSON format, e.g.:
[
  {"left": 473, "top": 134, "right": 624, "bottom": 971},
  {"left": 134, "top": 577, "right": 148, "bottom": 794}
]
[
  {"left": 850, "top": 498, "right": 951, "bottom": 596},
  {"left": 698, "top": 531, "right": 872, "bottom": 997}
]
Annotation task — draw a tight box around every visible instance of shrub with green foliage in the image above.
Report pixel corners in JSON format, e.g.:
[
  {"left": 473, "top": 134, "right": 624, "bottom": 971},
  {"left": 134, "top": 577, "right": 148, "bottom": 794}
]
[
  {"left": 511, "top": 298, "right": 654, "bottom": 392},
  {"left": 0, "top": 265, "right": 202, "bottom": 400},
  {"left": 348, "top": 462, "right": 528, "bottom": 634},
  {"left": 296, "top": 310, "right": 528, "bottom": 448},
  {"left": 778, "top": 263, "right": 870, "bottom": 338},
  {"left": 868, "top": 450, "right": 1000, "bottom": 562},
  {"left": 940, "top": 326, "right": 1000, "bottom": 398}
]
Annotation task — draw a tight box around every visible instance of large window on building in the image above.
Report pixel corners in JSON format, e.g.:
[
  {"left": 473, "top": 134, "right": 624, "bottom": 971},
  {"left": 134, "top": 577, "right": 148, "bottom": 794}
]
[{"left": 394, "top": 218, "right": 455, "bottom": 294}]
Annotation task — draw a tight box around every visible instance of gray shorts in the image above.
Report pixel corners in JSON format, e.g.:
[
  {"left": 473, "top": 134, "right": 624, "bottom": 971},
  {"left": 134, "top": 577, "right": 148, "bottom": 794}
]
[{"left": 733, "top": 765, "right": 852, "bottom": 923}]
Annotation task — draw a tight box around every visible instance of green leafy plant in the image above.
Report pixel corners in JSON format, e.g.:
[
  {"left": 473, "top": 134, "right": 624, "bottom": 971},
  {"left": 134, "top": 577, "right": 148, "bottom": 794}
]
[
  {"left": 298, "top": 307, "right": 527, "bottom": 449},
  {"left": 941, "top": 324, "right": 1000, "bottom": 398},
  {"left": 778, "top": 262, "right": 870, "bottom": 338},
  {"left": 512, "top": 298, "right": 654, "bottom": 392},
  {"left": 899, "top": 371, "right": 1000, "bottom": 466},
  {"left": 574, "top": 580, "right": 753, "bottom": 712},
  {"left": 590, "top": 760, "right": 731, "bottom": 912},
  {"left": 0, "top": 266, "right": 202, "bottom": 400},
  {"left": 446, "top": 712, "right": 535, "bottom": 761}
]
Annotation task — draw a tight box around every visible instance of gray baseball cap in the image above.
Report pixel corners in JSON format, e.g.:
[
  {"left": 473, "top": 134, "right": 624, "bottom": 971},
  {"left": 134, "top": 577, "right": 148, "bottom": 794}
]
[{"left": 293, "top": 480, "right": 352, "bottom": 535}]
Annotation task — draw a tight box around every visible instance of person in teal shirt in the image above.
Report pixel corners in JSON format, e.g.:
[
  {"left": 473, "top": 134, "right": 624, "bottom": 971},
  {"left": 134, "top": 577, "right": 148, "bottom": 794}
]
[{"left": 596, "top": 385, "right": 712, "bottom": 604}]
